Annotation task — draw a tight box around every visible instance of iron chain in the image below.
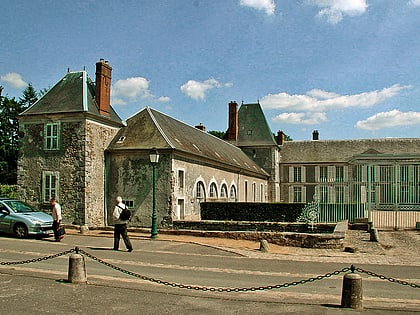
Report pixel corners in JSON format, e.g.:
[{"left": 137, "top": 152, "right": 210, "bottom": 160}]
[
  {"left": 2, "top": 247, "right": 419, "bottom": 291},
  {"left": 0, "top": 248, "right": 75, "bottom": 266},
  {"left": 354, "top": 266, "right": 420, "bottom": 289}
]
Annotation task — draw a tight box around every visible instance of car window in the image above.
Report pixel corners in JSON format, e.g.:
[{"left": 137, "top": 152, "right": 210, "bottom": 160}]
[{"left": 4, "top": 201, "right": 36, "bottom": 213}]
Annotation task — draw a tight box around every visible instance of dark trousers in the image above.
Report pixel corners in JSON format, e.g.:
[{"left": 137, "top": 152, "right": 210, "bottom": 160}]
[
  {"left": 114, "top": 224, "right": 133, "bottom": 250},
  {"left": 53, "top": 220, "right": 61, "bottom": 240}
]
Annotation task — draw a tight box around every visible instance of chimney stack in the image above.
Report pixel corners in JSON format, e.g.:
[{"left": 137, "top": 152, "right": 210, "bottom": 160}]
[
  {"left": 195, "top": 123, "right": 206, "bottom": 132},
  {"left": 277, "top": 130, "right": 285, "bottom": 145},
  {"left": 312, "top": 130, "right": 319, "bottom": 140},
  {"left": 95, "top": 59, "right": 112, "bottom": 116},
  {"left": 227, "top": 101, "right": 238, "bottom": 141}
]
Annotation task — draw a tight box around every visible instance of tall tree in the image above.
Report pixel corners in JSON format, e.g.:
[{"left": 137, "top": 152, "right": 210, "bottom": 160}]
[{"left": 0, "top": 84, "right": 38, "bottom": 184}]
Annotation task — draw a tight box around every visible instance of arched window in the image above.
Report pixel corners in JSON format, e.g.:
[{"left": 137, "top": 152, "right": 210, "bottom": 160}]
[
  {"left": 196, "top": 181, "right": 206, "bottom": 200},
  {"left": 229, "top": 185, "right": 237, "bottom": 200},
  {"left": 220, "top": 184, "right": 228, "bottom": 198},
  {"left": 209, "top": 183, "right": 218, "bottom": 198}
]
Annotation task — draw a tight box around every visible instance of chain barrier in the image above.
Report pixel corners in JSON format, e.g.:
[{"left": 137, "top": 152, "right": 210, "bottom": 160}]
[
  {"left": 1, "top": 247, "right": 419, "bottom": 291},
  {"left": 0, "top": 248, "right": 75, "bottom": 266},
  {"left": 354, "top": 266, "right": 420, "bottom": 289},
  {"left": 77, "top": 247, "right": 350, "bottom": 292}
]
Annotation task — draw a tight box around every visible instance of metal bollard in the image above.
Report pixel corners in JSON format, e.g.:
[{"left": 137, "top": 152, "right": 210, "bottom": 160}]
[
  {"left": 68, "top": 253, "right": 87, "bottom": 284},
  {"left": 259, "top": 239, "right": 270, "bottom": 253},
  {"left": 341, "top": 272, "right": 363, "bottom": 309}
]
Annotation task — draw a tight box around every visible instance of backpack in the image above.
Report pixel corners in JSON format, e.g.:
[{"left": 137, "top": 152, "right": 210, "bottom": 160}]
[{"left": 118, "top": 205, "right": 131, "bottom": 221}]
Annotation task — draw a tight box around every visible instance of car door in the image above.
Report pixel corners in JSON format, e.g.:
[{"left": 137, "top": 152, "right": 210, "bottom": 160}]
[{"left": 0, "top": 203, "right": 13, "bottom": 233}]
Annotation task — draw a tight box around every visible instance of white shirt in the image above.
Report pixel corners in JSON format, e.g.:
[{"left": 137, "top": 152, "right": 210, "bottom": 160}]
[
  {"left": 113, "top": 202, "right": 129, "bottom": 224},
  {"left": 52, "top": 203, "right": 62, "bottom": 221}
]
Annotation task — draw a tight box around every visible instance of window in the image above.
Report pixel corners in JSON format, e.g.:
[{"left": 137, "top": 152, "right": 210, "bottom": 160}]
[
  {"left": 252, "top": 183, "right": 256, "bottom": 202},
  {"left": 123, "top": 200, "right": 134, "bottom": 208},
  {"left": 229, "top": 185, "right": 237, "bottom": 200},
  {"left": 336, "top": 186, "right": 344, "bottom": 203},
  {"left": 294, "top": 167, "right": 302, "bottom": 182},
  {"left": 42, "top": 171, "right": 59, "bottom": 203},
  {"left": 209, "top": 183, "right": 218, "bottom": 198},
  {"left": 45, "top": 122, "right": 60, "bottom": 150},
  {"left": 320, "top": 186, "right": 328, "bottom": 203},
  {"left": 336, "top": 166, "right": 344, "bottom": 182},
  {"left": 293, "top": 186, "right": 303, "bottom": 203},
  {"left": 244, "top": 181, "right": 248, "bottom": 202},
  {"left": 319, "top": 166, "right": 328, "bottom": 182},
  {"left": 220, "top": 184, "right": 228, "bottom": 198},
  {"left": 196, "top": 181, "right": 206, "bottom": 200},
  {"left": 178, "top": 170, "right": 184, "bottom": 189}
]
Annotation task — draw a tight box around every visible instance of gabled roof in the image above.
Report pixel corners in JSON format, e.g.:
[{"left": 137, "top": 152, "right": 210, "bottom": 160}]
[
  {"left": 237, "top": 103, "right": 277, "bottom": 147},
  {"left": 20, "top": 70, "right": 122, "bottom": 125},
  {"left": 108, "top": 107, "right": 269, "bottom": 177}
]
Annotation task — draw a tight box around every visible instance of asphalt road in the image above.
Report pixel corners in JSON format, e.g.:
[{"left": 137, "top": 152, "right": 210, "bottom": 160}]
[{"left": 0, "top": 233, "right": 419, "bottom": 314}]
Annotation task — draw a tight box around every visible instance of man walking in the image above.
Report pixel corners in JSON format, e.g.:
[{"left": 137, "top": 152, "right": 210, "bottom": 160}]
[{"left": 113, "top": 196, "right": 133, "bottom": 252}]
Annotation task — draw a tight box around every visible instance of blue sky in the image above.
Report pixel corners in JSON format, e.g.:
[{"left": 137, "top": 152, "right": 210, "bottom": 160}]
[{"left": 1, "top": 0, "right": 420, "bottom": 140}]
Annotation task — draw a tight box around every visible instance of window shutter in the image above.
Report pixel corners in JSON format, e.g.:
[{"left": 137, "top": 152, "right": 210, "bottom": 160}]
[
  {"left": 289, "top": 167, "right": 294, "bottom": 183},
  {"left": 288, "top": 186, "right": 294, "bottom": 203},
  {"left": 302, "top": 166, "right": 306, "bottom": 183},
  {"left": 315, "top": 166, "right": 320, "bottom": 183}
]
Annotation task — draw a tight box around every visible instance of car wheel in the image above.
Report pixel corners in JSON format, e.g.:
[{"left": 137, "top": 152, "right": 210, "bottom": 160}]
[{"left": 14, "top": 223, "right": 28, "bottom": 238}]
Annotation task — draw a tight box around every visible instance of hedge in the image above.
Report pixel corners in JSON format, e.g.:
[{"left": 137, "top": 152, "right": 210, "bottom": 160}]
[
  {"left": 0, "top": 185, "right": 18, "bottom": 198},
  {"left": 200, "top": 202, "right": 305, "bottom": 222}
]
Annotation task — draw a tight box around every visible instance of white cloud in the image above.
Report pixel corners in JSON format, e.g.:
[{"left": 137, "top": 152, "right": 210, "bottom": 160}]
[
  {"left": 311, "top": 0, "right": 368, "bottom": 24},
  {"left": 239, "top": 0, "right": 276, "bottom": 16},
  {"left": 157, "top": 96, "right": 171, "bottom": 102},
  {"left": 180, "top": 78, "right": 232, "bottom": 100},
  {"left": 111, "top": 77, "right": 153, "bottom": 105},
  {"left": 409, "top": 0, "right": 420, "bottom": 7},
  {"left": 272, "top": 112, "right": 328, "bottom": 125},
  {"left": 0, "top": 72, "right": 28, "bottom": 89},
  {"left": 260, "top": 84, "right": 410, "bottom": 112},
  {"left": 355, "top": 109, "right": 420, "bottom": 131}
]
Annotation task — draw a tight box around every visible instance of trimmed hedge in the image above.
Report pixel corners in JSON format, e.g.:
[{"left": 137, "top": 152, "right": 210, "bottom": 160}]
[{"left": 200, "top": 202, "right": 305, "bottom": 222}]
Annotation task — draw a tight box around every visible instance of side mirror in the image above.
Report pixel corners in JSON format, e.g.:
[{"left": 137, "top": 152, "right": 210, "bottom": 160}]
[{"left": 0, "top": 206, "right": 10, "bottom": 215}]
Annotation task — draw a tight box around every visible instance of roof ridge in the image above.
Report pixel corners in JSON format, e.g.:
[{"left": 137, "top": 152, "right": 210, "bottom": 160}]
[{"left": 147, "top": 107, "right": 175, "bottom": 149}]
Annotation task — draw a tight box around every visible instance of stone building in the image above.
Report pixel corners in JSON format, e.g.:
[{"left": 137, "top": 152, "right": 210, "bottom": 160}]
[
  {"left": 280, "top": 134, "right": 420, "bottom": 229},
  {"left": 17, "top": 60, "right": 269, "bottom": 228},
  {"left": 18, "top": 60, "right": 123, "bottom": 226},
  {"left": 17, "top": 59, "right": 420, "bottom": 230}
]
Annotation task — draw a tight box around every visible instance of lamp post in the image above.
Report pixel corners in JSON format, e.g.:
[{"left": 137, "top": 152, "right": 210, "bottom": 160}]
[{"left": 149, "top": 148, "right": 159, "bottom": 239}]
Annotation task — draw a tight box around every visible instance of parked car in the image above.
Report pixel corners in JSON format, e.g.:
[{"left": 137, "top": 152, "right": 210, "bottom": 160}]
[{"left": 0, "top": 198, "right": 54, "bottom": 238}]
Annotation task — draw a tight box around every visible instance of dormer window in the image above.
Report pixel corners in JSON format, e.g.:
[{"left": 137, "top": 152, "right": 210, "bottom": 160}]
[{"left": 117, "top": 136, "right": 126, "bottom": 143}]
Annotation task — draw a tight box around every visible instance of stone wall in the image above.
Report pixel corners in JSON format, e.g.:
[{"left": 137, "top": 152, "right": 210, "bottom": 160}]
[{"left": 18, "top": 118, "right": 86, "bottom": 223}]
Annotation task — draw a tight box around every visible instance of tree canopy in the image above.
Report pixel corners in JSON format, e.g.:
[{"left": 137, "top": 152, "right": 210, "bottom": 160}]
[{"left": 0, "top": 84, "right": 38, "bottom": 184}]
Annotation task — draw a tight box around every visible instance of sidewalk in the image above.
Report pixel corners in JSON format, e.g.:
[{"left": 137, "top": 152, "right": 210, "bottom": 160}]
[{"left": 68, "top": 226, "right": 420, "bottom": 266}]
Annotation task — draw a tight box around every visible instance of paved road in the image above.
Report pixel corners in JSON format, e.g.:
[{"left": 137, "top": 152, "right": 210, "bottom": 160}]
[{"left": 0, "top": 233, "right": 419, "bottom": 314}]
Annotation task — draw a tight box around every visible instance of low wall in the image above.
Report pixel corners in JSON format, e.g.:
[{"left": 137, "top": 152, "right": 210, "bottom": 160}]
[{"left": 170, "top": 220, "right": 347, "bottom": 249}]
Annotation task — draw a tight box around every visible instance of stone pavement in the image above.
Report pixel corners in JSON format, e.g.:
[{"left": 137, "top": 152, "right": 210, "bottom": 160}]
[{"left": 69, "top": 226, "right": 420, "bottom": 266}]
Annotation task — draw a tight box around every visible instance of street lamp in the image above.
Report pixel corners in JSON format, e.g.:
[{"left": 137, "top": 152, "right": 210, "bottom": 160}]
[{"left": 149, "top": 148, "right": 159, "bottom": 238}]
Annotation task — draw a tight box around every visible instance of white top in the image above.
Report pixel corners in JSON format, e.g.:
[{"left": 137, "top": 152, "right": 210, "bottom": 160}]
[
  {"left": 113, "top": 202, "right": 129, "bottom": 224},
  {"left": 52, "top": 203, "right": 62, "bottom": 221}
]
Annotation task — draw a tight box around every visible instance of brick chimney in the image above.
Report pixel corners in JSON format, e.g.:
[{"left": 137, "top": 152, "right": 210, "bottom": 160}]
[
  {"left": 227, "top": 101, "right": 238, "bottom": 141},
  {"left": 95, "top": 59, "right": 112, "bottom": 116},
  {"left": 195, "top": 123, "right": 206, "bottom": 132},
  {"left": 277, "top": 130, "right": 285, "bottom": 145},
  {"left": 312, "top": 130, "right": 319, "bottom": 140}
]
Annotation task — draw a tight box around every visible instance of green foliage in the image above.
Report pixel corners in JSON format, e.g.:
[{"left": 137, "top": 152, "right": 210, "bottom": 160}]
[
  {"left": 208, "top": 130, "right": 226, "bottom": 139},
  {"left": 0, "top": 184, "right": 18, "bottom": 198},
  {"left": 0, "top": 84, "right": 38, "bottom": 184}
]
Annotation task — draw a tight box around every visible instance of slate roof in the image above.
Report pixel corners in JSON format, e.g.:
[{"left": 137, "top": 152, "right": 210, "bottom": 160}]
[
  {"left": 108, "top": 107, "right": 269, "bottom": 177},
  {"left": 237, "top": 103, "right": 277, "bottom": 147},
  {"left": 20, "top": 70, "right": 122, "bottom": 125},
  {"left": 280, "top": 138, "right": 420, "bottom": 164}
]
